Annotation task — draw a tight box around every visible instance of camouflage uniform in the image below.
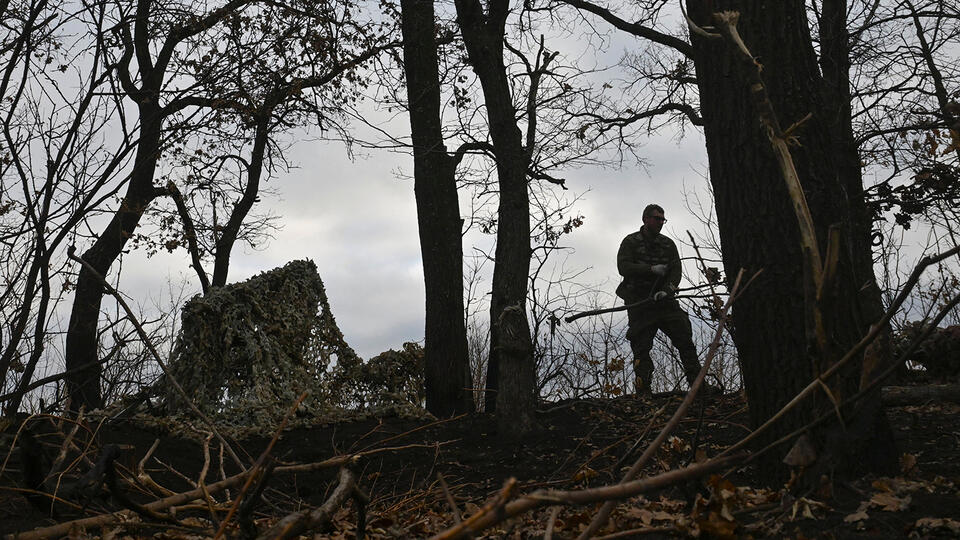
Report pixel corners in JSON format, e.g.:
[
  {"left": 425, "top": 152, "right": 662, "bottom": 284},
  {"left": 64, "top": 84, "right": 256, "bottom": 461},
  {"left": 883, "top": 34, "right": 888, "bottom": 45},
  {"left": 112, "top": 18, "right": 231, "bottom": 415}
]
[{"left": 616, "top": 227, "right": 702, "bottom": 392}]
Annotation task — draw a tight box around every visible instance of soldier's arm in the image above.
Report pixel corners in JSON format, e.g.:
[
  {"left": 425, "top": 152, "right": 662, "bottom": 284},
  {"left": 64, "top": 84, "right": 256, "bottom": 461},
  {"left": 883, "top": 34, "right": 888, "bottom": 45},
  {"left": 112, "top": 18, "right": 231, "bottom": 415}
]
[
  {"left": 617, "top": 235, "right": 651, "bottom": 277},
  {"left": 668, "top": 241, "right": 682, "bottom": 288}
]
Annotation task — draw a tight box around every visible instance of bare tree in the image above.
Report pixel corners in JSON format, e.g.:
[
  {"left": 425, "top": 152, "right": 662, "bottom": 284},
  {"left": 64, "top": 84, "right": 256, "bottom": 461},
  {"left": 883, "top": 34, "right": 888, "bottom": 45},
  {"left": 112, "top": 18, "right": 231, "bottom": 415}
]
[
  {"left": 1, "top": 0, "right": 137, "bottom": 414},
  {"left": 154, "top": 0, "right": 396, "bottom": 291},
  {"left": 63, "top": 0, "right": 393, "bottom": 411}
]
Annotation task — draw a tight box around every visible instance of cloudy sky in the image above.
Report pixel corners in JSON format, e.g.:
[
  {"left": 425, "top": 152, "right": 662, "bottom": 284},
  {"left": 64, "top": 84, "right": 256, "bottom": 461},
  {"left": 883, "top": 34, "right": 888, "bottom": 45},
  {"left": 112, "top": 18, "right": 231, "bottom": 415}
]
[{"left": 116, "top": 121, "right": 711, "bottom": 360}]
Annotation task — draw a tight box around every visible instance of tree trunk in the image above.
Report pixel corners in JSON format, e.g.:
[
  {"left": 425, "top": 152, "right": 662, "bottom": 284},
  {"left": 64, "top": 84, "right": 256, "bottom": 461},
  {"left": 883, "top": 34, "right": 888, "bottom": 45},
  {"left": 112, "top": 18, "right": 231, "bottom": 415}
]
[
  {"left": 455, "top": 0, "right": 537, "bottom": 434},
  {"left": 400, "top": 0, "right": 475, "bottom": 416},
  {"left": 64, "top": 110, "right": 163, "bottom": 411},
  {"left": 686, "top": 0, "right": 895, "bottom": 481},
  {"left": 210, "top": 115, "right": 270, "bottom": 288}
]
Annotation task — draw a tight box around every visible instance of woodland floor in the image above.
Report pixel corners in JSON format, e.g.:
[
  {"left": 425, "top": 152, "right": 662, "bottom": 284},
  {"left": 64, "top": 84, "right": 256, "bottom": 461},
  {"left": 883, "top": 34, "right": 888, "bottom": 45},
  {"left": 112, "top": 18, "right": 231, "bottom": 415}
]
[{"left": 2, "top": 382, "right": 959, "bottom": 539}]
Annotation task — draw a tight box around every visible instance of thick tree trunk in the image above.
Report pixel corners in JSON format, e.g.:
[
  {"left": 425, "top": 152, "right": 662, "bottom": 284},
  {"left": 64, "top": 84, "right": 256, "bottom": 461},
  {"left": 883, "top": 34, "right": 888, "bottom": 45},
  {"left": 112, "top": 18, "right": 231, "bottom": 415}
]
[
  {"left": 64, "top": 111, "right": 163, "bottom": 411},
  {"left": 455, "top": 0, "right": 537, "bottom": 434},
  {"left": 400, "top": 0, "right": 475, "bottom": 416},
  {"left": 686, "top": 0, "right": 895, "bottom": 481}
]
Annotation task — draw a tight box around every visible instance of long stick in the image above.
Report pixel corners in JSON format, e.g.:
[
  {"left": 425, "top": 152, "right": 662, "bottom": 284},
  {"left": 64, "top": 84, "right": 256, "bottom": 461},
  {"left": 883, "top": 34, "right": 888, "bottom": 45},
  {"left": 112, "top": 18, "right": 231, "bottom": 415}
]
[
  {"left": 565, "top": 297, "right": 654, "bottom": 323},
  {"left": 429, "top": 454, "right": 744, "bottom": 540}
]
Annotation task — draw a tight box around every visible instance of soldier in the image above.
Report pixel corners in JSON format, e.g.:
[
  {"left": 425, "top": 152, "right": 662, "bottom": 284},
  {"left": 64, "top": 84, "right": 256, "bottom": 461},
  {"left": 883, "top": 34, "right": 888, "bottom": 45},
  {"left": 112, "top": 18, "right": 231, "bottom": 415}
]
[{"left": 616, "top": 204, "right": 707, "bottom": 394}]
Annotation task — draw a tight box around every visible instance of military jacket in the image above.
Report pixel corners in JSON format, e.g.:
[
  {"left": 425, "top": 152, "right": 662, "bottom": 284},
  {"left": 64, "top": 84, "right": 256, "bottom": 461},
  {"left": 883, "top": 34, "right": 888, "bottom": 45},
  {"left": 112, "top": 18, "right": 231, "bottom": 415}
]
[{"left": 615, "top": 227, "right": 682, "bottom": 303}]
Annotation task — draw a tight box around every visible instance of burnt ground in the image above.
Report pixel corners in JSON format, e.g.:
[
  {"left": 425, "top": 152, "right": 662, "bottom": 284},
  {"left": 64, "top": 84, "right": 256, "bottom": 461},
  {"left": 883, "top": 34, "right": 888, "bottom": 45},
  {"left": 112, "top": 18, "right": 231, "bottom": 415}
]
[{"left": 1, "top": 387, "right": 959, "bottom": 539}]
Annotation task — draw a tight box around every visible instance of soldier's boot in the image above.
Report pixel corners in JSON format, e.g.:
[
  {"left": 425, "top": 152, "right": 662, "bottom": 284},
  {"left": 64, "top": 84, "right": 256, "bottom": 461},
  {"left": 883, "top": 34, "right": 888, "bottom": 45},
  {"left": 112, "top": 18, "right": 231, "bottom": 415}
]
[
  {"left": 679, "top": 348, "right": 721, "bottom": 396},
  {"left": 631, "top": 343, "right": 654, "bottom": 395}
]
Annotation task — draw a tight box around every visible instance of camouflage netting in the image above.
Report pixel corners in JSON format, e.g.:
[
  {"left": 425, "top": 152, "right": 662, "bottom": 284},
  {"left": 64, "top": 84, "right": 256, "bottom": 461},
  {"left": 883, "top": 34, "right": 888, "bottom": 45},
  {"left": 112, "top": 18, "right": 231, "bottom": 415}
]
[
  {"left": 324, "top": 342, "right": 425, "bottom": 409},
  {"left": 894, "top": 322, "right": 960, "bottom": 379},
  {"left": 160, "top": 259, "right": 428, "bottom": 428},
  {"left": 164, "top": 260, "right": 357, "bottom": 424}
]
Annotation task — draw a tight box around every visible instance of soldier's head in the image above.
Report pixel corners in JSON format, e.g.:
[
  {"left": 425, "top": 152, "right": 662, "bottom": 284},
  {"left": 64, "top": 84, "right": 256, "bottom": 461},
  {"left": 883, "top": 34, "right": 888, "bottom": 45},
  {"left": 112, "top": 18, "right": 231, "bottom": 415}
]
[{"left": 642, "top": 204, "right": 666, "bottom": 234}]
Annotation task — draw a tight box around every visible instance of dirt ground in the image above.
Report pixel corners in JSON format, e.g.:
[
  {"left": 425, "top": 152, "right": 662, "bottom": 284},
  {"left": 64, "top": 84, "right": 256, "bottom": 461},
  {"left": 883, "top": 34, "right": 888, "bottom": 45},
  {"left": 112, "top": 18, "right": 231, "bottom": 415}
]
[{"left": 2, "top": 387, "right": 959, "bottom": 539}]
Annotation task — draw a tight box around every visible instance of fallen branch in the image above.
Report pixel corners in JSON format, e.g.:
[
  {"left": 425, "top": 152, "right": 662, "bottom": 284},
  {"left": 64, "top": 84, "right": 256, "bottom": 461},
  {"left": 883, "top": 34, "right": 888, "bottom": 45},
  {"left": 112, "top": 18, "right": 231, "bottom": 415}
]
[
  {"left": 8, "top": 442, "right": 448, "bottom": 540},
  {"left": 710, "top": 9, "right": 829, "bottom": 358},
  {"left": 429, "top": 454, "right": 744, "bottom": 540},
  {"left": 434, "top": 478, "right": 517, "bottom": 540},
  {"left": 256, "top": 467, "right": 360, "bottom": 540}
]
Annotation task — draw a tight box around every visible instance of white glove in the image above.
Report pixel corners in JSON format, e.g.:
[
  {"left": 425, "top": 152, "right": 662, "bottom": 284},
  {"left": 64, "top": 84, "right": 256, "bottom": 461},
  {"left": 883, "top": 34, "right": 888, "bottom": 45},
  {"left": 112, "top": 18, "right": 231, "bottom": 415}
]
[
  {"left": 650, "top": 264, "right": 668, "bottom": 276},
  {"left": 653, "top": 290, "right": 670, "bottom": 301}
]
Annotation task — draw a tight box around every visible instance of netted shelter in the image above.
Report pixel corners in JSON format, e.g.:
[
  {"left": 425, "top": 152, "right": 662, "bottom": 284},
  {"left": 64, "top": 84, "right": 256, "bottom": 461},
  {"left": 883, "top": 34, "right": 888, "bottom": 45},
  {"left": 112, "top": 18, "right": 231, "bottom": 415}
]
[{"left": 163, "top": 259, "right": 361, "bottom": 424}]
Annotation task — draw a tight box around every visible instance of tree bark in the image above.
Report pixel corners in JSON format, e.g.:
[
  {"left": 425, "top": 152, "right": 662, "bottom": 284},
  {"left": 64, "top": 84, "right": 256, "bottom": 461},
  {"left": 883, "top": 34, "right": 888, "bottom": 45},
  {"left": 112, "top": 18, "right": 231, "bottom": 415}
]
[
  {"left": 455, "top": 0, "right": 537, "bottom": 433},
  {"left": 400, "top": 0, "right": 475, "bottom": 416},
  {"left": 686, "top": 0, "right": 896, "bottom": 481}
]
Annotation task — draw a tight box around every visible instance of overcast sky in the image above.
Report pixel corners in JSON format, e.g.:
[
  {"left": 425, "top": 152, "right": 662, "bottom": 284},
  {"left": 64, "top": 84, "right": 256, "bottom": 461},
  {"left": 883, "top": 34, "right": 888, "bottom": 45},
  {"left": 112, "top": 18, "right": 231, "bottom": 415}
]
[
  {"left": 114, "top": 122, "right": 711, "bottom": 360},
  {"left": 101, "top": 2, "right": 947, "bottom": 362}
]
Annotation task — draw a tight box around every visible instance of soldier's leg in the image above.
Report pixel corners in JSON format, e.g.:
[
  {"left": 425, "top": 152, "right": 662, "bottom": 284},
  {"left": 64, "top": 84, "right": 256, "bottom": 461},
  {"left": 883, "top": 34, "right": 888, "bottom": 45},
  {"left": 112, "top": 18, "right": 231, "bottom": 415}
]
[
  {"left": 627, "top": 308, "right": 658, "bottom": 393},
  {"left": 659, "top": 307, "right": 703, "bottom": 387}
]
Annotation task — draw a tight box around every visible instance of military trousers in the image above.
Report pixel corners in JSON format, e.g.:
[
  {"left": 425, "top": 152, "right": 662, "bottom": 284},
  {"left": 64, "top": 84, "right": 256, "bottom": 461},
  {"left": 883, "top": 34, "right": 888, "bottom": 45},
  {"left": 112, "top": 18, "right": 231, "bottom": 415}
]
[{"left": 626, "top": 300, "right": 702, "bottom": 392}]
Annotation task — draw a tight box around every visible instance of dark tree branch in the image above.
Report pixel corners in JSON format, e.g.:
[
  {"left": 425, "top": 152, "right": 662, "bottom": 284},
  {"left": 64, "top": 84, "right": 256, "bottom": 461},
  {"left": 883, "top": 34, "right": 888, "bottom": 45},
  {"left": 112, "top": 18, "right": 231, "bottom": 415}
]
[
  {"left": 451, "top": 140, "right": 496, "bottom": 167},
  {"left": 163, "top": 181, "right": 210, "bottom": 294},
  {"left": 559, "top": 0, "right": 694, "bottom": 59},
  {"left": 575, "top": 102, "right": 704, "bottom": 129},
  {"left": 527, "top": 167, "right": 566, "bottom": 188}
]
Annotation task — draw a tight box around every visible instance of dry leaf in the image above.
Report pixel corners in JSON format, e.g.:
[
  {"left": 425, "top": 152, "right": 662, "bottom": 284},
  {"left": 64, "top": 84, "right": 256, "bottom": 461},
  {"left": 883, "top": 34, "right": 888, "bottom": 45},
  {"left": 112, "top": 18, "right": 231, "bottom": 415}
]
[
  {"left": 844, "top": 510, "right": 869, "bottom": 523},
  {"left": 871, "top": 478, "right": 892, "bottom": 492},
  {"left": 572, "top": 466, "right": 598, "bottom": 482},
  {"left": 915, "top": 517, "right": 960, "bottom": 534},
  {"left": 845, "top": 500, "right": 872, "bottom": 524},
  {"left": 869, "top": 492, "right": 911, "bottom": 511},
  {"left": 651, "top": 510, "right": 678, "bottom": 522},
  {"left": 623, "top": 507, "right": 654, "bottom": 525},
  {"left": 900, "top": 453, "right": 918, "bottom": 475},
  {"left": 698, "top": 510, "right": 738, "bottom": 540}
]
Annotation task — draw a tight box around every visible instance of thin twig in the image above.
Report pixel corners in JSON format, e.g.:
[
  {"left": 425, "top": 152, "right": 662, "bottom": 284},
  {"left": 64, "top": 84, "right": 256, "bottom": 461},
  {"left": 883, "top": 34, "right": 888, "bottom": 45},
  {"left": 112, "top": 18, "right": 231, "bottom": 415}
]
[
  {"left": 437, "top": 473, "right": 462, "bottom": 524},
  {"left": 136, "top": 439, "right": 176, "bottom": 497},
  {"left": 593, "top": 525, "right": 676, "bottom": 539}
]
